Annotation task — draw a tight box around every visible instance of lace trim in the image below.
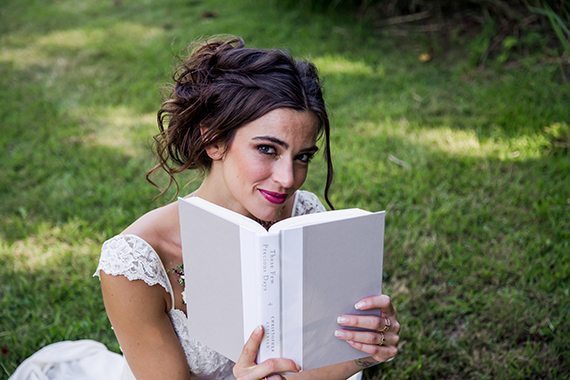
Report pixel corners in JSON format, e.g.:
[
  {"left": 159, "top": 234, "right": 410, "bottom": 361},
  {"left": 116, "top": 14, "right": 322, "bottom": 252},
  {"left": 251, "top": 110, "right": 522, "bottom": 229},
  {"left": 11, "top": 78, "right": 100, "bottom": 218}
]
[
  {"left": 293, "top": 190, "right": 326, "bottom": 216},
  {"left": 169, "top": 309, "right": 234, "bottom": 379},
  {"left": 94, "top": 234, "right": 172, "bottom": 297}
]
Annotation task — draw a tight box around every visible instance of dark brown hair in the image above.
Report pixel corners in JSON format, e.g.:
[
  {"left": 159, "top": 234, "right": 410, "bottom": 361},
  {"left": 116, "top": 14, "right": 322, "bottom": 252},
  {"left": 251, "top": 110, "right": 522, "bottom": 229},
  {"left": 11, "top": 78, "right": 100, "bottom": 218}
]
[{"left": 147, "top": 36, "right": 334, "bottom": 209}]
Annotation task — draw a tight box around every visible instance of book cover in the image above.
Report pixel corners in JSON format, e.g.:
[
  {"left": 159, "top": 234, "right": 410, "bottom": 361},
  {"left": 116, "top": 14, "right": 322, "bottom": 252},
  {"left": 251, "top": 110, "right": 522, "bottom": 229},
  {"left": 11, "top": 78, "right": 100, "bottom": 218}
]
[{"left": 179, "top": 196, "right": 385, "bottom": 370}]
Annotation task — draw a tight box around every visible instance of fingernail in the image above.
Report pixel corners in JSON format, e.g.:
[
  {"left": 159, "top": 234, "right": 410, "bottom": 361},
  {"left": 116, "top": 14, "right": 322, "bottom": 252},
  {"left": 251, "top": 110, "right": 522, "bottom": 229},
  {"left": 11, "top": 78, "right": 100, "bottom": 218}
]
[
  {"left": 334, "top": 330, "right": 347, "bottom": 338},
  {"left": 354, "top": 301, "right": 366, "bottom": 310},
  {"left": 256, "top": 325, "right": 263, "bottom": 333},
  {"left": 337, "top": 316, "right": 348, "bottom": 324}
]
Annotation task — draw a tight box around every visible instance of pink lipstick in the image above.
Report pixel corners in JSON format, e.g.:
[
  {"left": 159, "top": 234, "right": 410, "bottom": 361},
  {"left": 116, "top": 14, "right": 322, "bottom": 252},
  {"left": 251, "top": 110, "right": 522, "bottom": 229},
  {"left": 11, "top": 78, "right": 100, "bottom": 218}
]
[{"left": 258, "top": 189, "right": 287, "bottom": 204}]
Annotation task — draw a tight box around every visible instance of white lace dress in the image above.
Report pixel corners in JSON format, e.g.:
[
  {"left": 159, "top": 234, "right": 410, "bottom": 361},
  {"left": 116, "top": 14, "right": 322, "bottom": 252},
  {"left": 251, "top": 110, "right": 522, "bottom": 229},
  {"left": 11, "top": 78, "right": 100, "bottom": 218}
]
[
  {"left": 10, "top": 191, "right": 326, "bottom": 380},
  {"left": 95, "top": 190, "right": 325, "bottom": 379}
]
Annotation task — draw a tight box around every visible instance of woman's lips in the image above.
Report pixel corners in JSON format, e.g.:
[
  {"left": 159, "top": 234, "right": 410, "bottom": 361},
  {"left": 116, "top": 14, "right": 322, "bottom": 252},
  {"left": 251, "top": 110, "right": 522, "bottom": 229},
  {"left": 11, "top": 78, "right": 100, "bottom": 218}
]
[{"left": 258, "top": 189, "right": 288, "bottom": 204}]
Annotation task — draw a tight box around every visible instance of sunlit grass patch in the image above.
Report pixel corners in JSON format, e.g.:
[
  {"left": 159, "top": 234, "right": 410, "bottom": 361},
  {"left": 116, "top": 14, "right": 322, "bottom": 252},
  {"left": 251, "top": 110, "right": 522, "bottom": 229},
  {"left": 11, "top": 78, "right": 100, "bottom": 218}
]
[
  {"left": 1, "top": 28, "right": 104, "bottom": 67},
  {"left": 1, "top": 22, "right": 164, "bottom": 73},
  {"left": 0, "top": 45, "right": 51, "bottom": 68},
  {"left": 37, "top": 29, "right": 106, "bottom": 49},
  {"left": 344, "top": 117, "right": 553, "bottom": 162},
  {"left": 312, "top": 55, "right": 379, "bottom": 76},
  {"left": 5, "top": 220, "right": 100, "bottom": 272},
  {"left": 66, "top": 106, "right": 156, "bottom": 156}
]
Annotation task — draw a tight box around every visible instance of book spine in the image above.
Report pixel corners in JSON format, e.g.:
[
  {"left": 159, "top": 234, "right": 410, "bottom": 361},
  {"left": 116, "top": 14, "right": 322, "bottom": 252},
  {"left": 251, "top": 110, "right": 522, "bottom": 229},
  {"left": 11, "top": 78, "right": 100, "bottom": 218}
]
[
  {"left": 280, "top": 228, "right": 304, "bottom": 368},
  {"left": 258, "top": 232, "right": 282, "bottom": 362}
]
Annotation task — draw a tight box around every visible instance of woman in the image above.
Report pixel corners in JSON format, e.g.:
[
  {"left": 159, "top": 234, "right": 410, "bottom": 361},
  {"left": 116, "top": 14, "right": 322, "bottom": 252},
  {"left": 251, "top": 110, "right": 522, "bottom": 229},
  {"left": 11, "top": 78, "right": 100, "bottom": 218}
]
[{"left": 95, "top": 36, "right": 400, "bottom": 379}]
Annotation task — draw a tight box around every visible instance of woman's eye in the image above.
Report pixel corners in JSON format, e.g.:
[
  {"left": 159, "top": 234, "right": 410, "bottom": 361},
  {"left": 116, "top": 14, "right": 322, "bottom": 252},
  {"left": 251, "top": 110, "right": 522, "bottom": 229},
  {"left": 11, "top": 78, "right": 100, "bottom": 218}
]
[
  {"left": 257, "top": 145, "right": 277, "bottom": 155},
  {"left": 297, "top": 153, "right": 314, "bottom": 164}
]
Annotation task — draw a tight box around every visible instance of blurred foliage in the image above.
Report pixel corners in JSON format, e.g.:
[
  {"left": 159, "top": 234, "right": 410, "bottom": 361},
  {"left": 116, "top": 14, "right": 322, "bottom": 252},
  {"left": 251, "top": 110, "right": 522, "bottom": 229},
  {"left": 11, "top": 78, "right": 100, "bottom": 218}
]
[
  {"left": 543, "top": 122, "right": 570, "bottom": 155},
  {"left": 284, "top": 0, "right": 570, "bottom": 67}
]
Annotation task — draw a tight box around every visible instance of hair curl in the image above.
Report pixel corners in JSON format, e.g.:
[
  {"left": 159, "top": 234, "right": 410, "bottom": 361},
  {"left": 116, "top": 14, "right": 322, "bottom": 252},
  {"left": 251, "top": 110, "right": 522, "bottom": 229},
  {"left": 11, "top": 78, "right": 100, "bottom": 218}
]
[{"left": 147, "top": 36, "right": 334, "bottom": 209}]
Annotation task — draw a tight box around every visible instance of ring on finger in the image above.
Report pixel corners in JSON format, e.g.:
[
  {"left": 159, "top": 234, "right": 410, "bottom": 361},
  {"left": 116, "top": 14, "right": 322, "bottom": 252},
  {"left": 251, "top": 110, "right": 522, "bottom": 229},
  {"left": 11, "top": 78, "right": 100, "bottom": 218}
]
[
  {"left": 377, "top": 332, "right": 385, "bottom": 346},
  {"left": 378, "top": 317, "right": 391, "bottom": 333}
]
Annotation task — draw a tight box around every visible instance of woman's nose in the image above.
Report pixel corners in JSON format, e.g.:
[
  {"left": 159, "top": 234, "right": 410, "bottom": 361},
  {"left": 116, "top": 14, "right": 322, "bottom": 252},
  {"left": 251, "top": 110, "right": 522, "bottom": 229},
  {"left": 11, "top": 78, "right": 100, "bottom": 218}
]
[{"left": 272, "top": 158, "right": 295, "bottom": 189}]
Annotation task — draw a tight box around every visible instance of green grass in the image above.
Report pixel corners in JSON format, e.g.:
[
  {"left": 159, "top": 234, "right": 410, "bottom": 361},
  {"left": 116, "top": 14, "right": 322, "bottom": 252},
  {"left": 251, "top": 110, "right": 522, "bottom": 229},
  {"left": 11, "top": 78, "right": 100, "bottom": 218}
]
[{"left": 1, "top": 0, "right": 568, "bottom": 378}]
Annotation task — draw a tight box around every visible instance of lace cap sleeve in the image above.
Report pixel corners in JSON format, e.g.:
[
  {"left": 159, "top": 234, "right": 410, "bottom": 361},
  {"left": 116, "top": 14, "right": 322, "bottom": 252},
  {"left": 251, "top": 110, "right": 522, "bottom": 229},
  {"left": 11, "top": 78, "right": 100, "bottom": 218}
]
[
  {"left": 93, "top": 234, "right": 172, "bottom": 295},
  {"left": 293, "top": 190, "right": 326, "bottom": 216}
]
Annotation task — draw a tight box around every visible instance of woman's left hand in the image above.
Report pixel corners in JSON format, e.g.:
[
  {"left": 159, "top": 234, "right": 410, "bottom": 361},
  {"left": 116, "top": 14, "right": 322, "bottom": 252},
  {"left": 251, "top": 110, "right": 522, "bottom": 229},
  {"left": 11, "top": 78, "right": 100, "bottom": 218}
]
[{"left": 334, "top": 294, "right": 400, "bottom": 364}]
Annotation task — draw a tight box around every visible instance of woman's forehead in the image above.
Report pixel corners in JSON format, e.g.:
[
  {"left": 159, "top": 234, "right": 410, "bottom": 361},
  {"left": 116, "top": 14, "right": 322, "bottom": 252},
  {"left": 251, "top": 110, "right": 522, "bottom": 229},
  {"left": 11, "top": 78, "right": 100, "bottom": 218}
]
[{"left": 237, "top": 108, "right": 319, "bottom": 143}]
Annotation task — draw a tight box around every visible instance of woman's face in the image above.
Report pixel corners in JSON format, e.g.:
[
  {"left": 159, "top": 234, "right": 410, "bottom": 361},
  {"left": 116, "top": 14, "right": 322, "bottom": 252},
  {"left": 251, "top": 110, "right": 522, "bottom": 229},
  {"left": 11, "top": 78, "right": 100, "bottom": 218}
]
[{"left": 209, "top": 108, "right": 319, "bottom": 221}]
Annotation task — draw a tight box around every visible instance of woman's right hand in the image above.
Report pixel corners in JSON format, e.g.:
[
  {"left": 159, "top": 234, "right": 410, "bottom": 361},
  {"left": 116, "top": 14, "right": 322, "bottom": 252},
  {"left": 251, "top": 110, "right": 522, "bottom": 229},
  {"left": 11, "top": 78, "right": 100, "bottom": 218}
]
[{"left": 233, "top": 325, "right": 301, "bottom": 380}]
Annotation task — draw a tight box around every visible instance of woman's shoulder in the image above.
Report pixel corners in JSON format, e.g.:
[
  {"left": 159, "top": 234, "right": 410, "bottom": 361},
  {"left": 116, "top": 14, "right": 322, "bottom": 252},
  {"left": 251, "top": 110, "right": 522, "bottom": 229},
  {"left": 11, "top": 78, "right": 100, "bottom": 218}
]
[
  {"left": 94, "top": 202, "right": 180, "bottom": 292},
  {"left": 122, "top": 201, "right": 180, "bottom": 251},
  {"left": 94, "top": 234, "right": 171, "bottom": 294},
  {"left": 293, "top": 190, "right": 326, "bottom": 216}
]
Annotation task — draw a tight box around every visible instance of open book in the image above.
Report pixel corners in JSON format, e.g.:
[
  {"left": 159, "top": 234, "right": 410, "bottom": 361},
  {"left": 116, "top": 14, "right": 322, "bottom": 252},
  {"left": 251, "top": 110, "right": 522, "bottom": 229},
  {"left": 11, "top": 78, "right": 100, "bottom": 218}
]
[{"left": 179, "top": 196, "right": 385, "bottom": 370}]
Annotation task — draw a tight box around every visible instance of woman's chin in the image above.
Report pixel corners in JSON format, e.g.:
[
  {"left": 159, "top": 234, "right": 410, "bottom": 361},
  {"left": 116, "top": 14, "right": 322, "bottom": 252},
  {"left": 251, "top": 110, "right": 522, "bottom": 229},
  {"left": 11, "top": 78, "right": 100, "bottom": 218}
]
[
  {"left": 255, "top": 213, "right": 279, "bottom": 223},
  {"left": 249, "top": 194, "right": 289, "bottom": 222},
  {"left": 252, "top": 207, "right": 283, "bottom": 223}
]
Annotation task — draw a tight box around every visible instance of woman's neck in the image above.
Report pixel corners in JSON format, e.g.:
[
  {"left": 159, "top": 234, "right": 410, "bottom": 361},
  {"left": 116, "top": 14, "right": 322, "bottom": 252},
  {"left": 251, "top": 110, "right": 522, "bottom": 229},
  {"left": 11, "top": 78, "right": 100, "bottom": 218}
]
[{"left": 192, "top": 168, "right": 250, "bottom": 217}]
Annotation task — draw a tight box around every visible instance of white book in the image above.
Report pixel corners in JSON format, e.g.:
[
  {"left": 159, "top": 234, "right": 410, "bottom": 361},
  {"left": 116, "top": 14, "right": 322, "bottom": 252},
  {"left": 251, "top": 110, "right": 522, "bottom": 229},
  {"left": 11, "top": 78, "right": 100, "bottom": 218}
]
[{"left": 179, "top": 196, "right": 385, "bottom": 370}]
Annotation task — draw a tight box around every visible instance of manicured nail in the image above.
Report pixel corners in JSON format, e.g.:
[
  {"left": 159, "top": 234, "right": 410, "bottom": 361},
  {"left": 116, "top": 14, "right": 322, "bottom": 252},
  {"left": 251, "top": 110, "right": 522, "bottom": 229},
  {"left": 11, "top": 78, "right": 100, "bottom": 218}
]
[
  {"left": 354, "top": 301, "right": 366, "bottom": 310},
  {"left": 334, "top": 330, "right": 347, "bottom": 338},
  {"left": 256, "top": 325, "right": 263, "bottom": 333},
  {"left": 337, "top": 316, "right": 348, "bottom": 324}
]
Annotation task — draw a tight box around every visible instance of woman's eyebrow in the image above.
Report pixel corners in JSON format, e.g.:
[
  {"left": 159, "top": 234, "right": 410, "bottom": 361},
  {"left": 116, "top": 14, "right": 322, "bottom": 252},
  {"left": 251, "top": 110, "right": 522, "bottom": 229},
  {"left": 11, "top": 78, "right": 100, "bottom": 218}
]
[
  {"left": 252, "top": 136, "right": 289, "bottom": 148},
  {"left": 301, "top": 146, "right": 319, "bottom": 154},
  {"left": 252, "top": 136, "right": 319, "bottom": 153}
]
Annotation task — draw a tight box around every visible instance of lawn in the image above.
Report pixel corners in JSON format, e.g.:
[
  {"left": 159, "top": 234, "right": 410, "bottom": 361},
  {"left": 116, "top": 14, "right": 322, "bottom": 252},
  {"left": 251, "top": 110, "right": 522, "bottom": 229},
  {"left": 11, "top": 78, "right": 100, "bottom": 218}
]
[{"left": 1, "top": 0, "right": 568, "bottom": 378}]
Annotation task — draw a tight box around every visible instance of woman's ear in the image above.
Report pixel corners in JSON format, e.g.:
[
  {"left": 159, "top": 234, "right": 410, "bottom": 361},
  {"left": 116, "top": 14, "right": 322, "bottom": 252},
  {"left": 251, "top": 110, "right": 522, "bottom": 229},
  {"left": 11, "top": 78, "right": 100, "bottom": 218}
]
[
  {"left": 205, "top": 143, "right": 225, "bottom": 161},
  {"left": 201, "top": 127, "right": 225, "bottom": 161}
]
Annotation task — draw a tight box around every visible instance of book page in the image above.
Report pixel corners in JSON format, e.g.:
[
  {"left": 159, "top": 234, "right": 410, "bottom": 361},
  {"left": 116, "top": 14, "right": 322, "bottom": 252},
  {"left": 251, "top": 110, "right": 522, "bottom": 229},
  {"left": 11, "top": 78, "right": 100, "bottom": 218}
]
[
  {"left": 269, "top": 208, "right": 370, "bottom": 232},
  {"left": 180, "top": 199, "right": 252, "bottom": 362},
  {"left": 281, "top": 211, "right": 385, "bottom": 369}
]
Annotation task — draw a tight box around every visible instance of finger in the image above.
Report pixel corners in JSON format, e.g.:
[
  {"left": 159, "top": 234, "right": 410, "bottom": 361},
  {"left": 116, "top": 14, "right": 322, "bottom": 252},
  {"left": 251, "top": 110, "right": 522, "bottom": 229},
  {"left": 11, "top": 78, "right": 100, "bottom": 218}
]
[
  {"left": 355, "top": 295, "right": 396, "bottom": 316},
  {"left": 236, "top": 325, "right": 264, "bottom": 366},
  {"left": 335, "top": 330, "right": 399, "bottom": 346},
  {"left": 338, "top": 314, "right": 381, "bottom": 330},
  {"left": 338, "top": 314, "right": 400, "bottom": 333},
  {"left": 247, "top": 358, "right": 301, "bottom": 379},
  {"left": 346, "top": 340, "right": 398, "bottom": 361}
]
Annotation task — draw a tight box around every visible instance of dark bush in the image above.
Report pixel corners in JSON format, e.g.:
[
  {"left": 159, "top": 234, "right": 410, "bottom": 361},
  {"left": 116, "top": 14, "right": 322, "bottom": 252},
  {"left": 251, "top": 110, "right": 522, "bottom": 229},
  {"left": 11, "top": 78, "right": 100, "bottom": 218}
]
[{"left": 284, "top": 1, "right": 569, "bottom": 64}]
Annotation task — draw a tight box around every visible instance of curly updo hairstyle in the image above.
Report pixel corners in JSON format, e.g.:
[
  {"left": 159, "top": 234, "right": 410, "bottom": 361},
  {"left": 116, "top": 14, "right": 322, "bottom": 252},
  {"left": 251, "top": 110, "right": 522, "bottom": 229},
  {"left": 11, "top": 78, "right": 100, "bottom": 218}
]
[{"left": 147, "top": 36, "right": 334, "bottom": 209}]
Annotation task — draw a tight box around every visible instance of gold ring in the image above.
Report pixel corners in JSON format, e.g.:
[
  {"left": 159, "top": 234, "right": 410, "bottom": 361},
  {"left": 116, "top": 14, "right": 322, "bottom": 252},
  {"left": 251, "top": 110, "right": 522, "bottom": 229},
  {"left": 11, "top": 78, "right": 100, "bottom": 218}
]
[
  {"left": 378, "top": 317, "right": 391, "bottom": 333},
  {"left": 377, "top": 332, "right": 385, "bottom": 346}
]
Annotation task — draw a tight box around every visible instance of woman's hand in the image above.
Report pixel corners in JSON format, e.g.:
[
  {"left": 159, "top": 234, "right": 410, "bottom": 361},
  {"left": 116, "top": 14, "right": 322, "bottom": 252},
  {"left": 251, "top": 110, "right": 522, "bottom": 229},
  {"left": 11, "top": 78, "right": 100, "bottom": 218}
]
[
  {"left": 233, "top": 325, "right": 302, "bottom": 380},
  {"left": 334, "top": 295, "right": 400, "bottom": 365}
]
